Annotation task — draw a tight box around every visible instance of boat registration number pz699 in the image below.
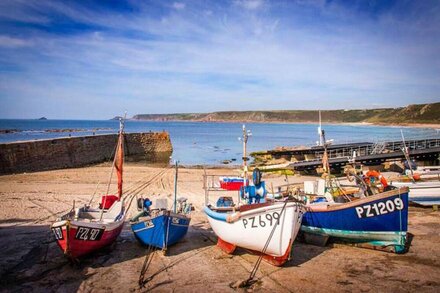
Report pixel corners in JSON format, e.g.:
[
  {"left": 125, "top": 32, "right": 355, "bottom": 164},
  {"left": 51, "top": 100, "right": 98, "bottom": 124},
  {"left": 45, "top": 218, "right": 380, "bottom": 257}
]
[
  {"left": 242, "top": 212, "right": 281, "bottom": 229},
  {"left": 75, "top": 227, "right": 105, "bottom": 241},
  {"left": 355, "top": 198, "right": 404, "bottom": 218}
]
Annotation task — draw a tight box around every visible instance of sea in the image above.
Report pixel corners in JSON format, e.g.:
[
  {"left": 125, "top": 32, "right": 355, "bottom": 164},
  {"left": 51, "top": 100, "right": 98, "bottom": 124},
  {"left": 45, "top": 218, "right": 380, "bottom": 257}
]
[{"left": 0, "top": 119, "right": 439, "bottom": 165}]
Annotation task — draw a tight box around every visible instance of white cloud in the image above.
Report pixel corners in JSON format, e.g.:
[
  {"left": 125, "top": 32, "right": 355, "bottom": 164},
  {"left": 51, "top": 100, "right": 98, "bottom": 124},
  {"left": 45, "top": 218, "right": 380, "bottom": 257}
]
[
  {"left": 0, "top": 36, "right": 33, "bottom": 48},
  {"left": 234, "top": 0, "right": 264, "bottom": 10},
  {"left": 172, "top": 2, "right": 185, "bottom": 10},
  {"left": 0, "top": 0, "right": 439, "bottom": 119}
]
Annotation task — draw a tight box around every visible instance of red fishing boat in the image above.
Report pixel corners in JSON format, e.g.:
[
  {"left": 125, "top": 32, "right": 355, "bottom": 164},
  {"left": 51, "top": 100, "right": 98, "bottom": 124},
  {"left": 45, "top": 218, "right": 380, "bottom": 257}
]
[{"left": 51, "top": 119, "right": 127, "bottom": 259}]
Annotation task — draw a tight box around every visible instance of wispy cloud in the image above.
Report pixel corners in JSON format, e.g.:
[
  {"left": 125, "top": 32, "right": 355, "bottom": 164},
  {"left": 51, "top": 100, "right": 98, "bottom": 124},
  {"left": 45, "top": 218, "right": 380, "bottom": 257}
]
[
  {"left": 172, "top": 2, "right": 186, "bottom": 10},
  {"left": 0, "top": 0, "right": 439, "bottom": 119},
  {"left": 234, "top": 0, "right": 265, "bottom": 10},
  {"left": 0, "top": 35, "right": 33, "bottom": 48}
]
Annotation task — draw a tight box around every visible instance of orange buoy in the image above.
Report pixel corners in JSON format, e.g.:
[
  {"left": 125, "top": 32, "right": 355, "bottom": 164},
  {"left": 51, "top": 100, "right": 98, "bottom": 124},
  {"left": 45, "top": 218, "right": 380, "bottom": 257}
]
[
  {"left": 365, "top": 170, "right": 388, "bottom": 188},
  {"left": 412, "top": 173, "right": 421, "bottom": 181}
]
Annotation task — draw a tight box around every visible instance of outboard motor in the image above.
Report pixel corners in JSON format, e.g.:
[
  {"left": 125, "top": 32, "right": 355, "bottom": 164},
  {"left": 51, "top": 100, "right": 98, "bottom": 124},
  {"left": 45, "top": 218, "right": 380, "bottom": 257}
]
[
  {"left": 240, "top": 168, "right": 267, "bottom": 204},
  {"left": 137, "top": 197, "right": 153, "bottom": 214}
]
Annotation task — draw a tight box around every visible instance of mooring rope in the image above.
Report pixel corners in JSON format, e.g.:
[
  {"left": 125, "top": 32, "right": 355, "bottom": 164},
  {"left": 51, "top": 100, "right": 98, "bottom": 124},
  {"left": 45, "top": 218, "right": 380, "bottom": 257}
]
[
  {"left": 139, "top": 244, "right": 157, "bottom": 287},
  {"left": 243, "top": 200, "right": 289, "bottom": 287}
]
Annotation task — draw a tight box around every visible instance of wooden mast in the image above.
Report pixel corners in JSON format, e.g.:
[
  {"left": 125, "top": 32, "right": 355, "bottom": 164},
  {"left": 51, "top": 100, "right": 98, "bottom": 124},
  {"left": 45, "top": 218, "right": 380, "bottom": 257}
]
[
  {"left": 100, "top": 116, "right": 125, "bottom": 220},
  {"left": 173, "top": 161, "right": 178, "bottom": 213}
]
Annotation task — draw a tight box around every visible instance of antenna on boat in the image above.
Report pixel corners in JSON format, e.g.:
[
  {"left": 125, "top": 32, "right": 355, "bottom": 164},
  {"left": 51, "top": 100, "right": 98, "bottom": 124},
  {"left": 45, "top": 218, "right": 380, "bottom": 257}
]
[
  {"left": 173, "top": 160, "right": 179, "bottom": 213},
  {"left": 239, "top": 125, "right": 252, "bottom": 186}
]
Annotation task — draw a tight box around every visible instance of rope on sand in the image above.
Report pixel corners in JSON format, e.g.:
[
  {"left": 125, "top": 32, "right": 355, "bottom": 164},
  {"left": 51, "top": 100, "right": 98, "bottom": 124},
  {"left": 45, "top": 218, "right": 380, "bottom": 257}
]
[
  {"left": 123, "top": 166, "right": 173, "bottom": 212},
  {"left": 234, "top": 200, "right": 289, "bottom": 289}
]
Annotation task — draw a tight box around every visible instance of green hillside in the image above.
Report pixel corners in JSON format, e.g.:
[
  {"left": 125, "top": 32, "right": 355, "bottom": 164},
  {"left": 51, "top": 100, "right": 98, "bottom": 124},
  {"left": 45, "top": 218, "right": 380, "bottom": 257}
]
[{"left": 132, "top": 102, "right": 440, "bottom": 124}]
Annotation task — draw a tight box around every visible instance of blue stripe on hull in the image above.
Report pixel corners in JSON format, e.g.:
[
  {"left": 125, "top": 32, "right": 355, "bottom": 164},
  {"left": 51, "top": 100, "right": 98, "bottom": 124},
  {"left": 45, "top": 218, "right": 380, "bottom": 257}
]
[
  {"left": 301, "top": 191, "right": 409, "bottom": 252},
  {"left": 131, "top": 214, "right": 190, "bottom": 249}
]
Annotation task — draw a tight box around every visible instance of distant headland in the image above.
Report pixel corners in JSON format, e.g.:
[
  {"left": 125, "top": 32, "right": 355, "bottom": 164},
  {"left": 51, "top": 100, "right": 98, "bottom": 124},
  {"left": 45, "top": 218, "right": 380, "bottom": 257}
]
[
  {"left": 130, "top": 102, "right": 440, "bottom": 126},
  {"left": 37, "top": 117, "right": 48, "bottom": 120}
]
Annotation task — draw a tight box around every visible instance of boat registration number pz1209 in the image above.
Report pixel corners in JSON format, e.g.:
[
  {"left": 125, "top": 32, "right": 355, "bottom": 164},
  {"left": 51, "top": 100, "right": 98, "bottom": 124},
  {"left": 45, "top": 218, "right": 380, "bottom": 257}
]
[
  {"left": 75, "top": 227, "right": 105, "bottom": 241},
  {"left": 355, "top": 198, "right": 404, "bottom": 218},
  {"left": 242, "top": 212, "right": 281, "bottom": 229}
]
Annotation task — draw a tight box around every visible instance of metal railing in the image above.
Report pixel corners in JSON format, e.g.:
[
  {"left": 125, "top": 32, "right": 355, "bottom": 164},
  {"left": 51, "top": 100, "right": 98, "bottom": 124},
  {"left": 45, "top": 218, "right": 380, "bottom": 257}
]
[{"left": 312, "top": 138, "right": 440, "bottom": 160}]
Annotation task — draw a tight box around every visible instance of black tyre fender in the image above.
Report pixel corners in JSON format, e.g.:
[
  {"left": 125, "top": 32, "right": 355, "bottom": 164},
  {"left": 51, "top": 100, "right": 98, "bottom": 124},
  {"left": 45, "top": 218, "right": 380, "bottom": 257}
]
[
  {"left": 253, "top": 168, "right": 262, "bottom": 186},
  {"left": 137, "top": 197, "right": 144, "bottom": 210}
]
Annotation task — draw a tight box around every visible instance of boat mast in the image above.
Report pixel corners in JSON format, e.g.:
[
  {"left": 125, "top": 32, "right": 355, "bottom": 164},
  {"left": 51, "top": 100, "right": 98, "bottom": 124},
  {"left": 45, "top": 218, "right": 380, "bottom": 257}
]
[
  {"left": 174, "top": 160, "right": 178, "bottom": 213},
  {"left": 322, "top": 130, "right": 330, "bottom": 175},
  {"left": 100, "top": 116, "right": 125, "bottom": 221},
  {"left": 400, "top": 130, "right": 415, "bottom": 182},
  {"left": 318, "top": 110, "right": 324, "bottom": 146}
]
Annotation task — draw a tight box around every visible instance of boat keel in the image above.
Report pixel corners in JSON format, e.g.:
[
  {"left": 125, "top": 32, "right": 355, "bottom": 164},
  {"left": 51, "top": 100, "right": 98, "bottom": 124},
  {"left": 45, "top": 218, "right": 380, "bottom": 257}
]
[
  {"left": 217, "top": 237, "right": 293, "bottom": 267},
  {"left": 217, "top": 237, "right": 236, "bottom": 254},
  {"left": 260, "top": 240, "right": 292, "bottom": 267}
]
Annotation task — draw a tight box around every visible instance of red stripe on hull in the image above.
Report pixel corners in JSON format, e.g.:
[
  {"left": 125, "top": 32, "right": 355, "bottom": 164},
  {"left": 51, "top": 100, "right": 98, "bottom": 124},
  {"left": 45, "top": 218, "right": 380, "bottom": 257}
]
[
  {"left": 217, "top": 237, "right": 236, "bottom": 254},
  {"left": 55, "top": 223, "right": 124, "bottom": 259}
]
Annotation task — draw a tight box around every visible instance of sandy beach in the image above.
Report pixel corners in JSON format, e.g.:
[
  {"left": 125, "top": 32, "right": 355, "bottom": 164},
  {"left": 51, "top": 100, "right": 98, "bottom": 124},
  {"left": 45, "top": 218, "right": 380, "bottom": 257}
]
[{"left": 0, "top": 164, "right": 439, "bottom": 292}]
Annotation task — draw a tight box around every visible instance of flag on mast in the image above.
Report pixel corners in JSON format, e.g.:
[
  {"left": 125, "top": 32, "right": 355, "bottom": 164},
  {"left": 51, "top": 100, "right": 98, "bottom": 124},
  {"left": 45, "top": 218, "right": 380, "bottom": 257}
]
[{"left": 115, "top": 129, "right": 124, "bottom": 198}]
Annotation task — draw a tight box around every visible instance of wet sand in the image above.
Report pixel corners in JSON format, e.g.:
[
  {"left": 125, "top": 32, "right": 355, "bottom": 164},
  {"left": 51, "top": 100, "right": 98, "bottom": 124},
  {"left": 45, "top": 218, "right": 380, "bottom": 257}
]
[{"left": 0, "top": 165, "right": 439, "bottom": 292}]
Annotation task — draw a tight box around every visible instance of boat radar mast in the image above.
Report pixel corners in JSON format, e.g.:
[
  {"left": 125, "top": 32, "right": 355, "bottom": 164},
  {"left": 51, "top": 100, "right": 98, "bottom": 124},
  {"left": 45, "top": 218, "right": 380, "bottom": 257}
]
[{"left": 239, "top": 125, "right": 252, "bottom": 185}]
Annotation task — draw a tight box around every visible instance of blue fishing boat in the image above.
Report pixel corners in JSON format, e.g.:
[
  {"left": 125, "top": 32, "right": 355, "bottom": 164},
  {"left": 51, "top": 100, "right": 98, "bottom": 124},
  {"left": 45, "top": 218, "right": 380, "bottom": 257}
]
[
  {"left": 299, "top": 125, "right": 410, "bottom": 253},
  {"left": 130, "top": 162, "right": 192, "bottom": 251},
  {"left": 302, "top": 187, "right": 409, "bottom": 253}
]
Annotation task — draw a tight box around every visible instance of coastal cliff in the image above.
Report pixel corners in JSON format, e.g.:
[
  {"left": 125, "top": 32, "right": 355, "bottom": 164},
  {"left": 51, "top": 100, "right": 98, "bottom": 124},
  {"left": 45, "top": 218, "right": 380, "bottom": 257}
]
[
  {"left": 132, "top": 102, "right": 440, "bottom": 125},
  {"left": 0, "top": 132, "right": 172, "bottom": 175}
]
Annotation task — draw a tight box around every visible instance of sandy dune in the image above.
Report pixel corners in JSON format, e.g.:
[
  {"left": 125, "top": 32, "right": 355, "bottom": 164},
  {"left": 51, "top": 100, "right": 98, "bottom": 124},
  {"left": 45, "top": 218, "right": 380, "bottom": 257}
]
[{"left": 0, "top": 164, "right": 439, "bottom": 292}]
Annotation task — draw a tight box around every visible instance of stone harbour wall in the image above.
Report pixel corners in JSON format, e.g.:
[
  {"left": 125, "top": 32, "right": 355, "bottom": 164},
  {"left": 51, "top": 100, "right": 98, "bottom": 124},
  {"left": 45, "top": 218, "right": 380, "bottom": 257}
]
[{"left": 0, "top": 132, "right": 172, "bottom": 175}]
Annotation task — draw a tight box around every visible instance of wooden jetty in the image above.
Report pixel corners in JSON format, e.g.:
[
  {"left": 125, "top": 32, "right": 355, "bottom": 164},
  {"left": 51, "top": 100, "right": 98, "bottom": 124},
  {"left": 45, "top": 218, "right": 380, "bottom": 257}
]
[{"left": 251, "top": 138, "right": 440, "bottom": 171}]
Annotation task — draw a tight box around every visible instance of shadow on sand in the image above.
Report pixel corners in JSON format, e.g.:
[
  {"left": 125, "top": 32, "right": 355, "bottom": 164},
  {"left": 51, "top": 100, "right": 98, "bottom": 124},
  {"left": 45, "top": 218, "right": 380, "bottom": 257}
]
[
  {"left": 0, "top": 224, "right": 149, "bottom": 292},
  {"left": 185, "top": 222, "right": 330, "bottom": 268},
  {"left": 0, "top": 220, "right": 216, "bottom": 292}
]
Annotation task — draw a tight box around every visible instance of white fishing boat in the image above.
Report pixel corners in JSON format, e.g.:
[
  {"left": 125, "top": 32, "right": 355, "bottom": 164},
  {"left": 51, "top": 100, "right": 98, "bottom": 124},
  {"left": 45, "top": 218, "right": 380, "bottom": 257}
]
[
  {"left": 388, "top": 180, "right": 440, "bottom": 206},
  {"left": 203, "top": 125, "right": 304, "bottom": 266},
  {"left": 204, "top": 199, "right": 303, "bottom": 266},
  {"left": 388, "top": 131, "right": 440, "bottom": 206}
]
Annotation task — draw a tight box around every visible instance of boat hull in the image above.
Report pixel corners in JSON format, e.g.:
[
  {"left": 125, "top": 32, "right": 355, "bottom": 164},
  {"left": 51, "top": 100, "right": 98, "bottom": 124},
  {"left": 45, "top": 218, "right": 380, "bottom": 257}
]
[
  {"left": 204, "top": 201, "right": 303, "bottom": 266},
  {"left": 301, "top": 188, "right": 409, "bottom": 253},
  {"left": 51, "top": 219, "right": 125, "bottom": 259},
  {"left": 131, "top": 212, "right": 190, "bottom": 250},
  {"left": 391, "top": 181, "right": 440, "bottom": 206}
]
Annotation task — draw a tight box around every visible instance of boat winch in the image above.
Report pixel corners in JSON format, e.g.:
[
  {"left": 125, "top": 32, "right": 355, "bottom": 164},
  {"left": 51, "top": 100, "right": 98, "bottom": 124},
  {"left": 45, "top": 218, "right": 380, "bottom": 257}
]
[{"left": 240, "top": 169, "right": 267, "bottom": 204}]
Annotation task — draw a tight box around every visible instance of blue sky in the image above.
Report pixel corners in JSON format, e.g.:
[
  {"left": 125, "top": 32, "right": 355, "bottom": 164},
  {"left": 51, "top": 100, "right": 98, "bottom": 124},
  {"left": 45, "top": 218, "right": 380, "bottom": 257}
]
[{"left": 0, "top": 0, "right": 439, "bottom": 119}]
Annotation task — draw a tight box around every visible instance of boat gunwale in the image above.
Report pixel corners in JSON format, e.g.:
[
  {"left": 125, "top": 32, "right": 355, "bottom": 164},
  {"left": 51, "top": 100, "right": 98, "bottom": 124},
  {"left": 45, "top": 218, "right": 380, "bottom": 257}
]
[
  {"left": 307, "top": 187, "right": 409, "bottom": 212},
  {"left": 204, "top": 201, "right": 304, "bottom": 223},
  {"left": 130, "top": 209, "right": 191, "bottom": 224}
]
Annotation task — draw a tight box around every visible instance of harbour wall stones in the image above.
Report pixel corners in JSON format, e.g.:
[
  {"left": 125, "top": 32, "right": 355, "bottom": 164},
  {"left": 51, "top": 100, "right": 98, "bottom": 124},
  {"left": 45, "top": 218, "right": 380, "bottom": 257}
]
[{"left": 0, "top": 132, "right": 172, "bottom": 175}]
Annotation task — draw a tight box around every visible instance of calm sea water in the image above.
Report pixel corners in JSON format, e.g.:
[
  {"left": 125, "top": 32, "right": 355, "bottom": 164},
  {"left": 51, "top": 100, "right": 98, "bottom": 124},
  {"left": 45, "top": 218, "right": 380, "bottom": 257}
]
[{"left": 0, "top": 119, "right": 439, "bottom": 165}]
